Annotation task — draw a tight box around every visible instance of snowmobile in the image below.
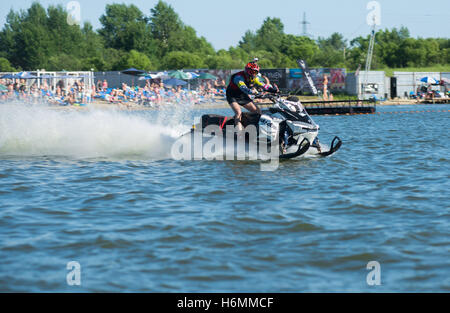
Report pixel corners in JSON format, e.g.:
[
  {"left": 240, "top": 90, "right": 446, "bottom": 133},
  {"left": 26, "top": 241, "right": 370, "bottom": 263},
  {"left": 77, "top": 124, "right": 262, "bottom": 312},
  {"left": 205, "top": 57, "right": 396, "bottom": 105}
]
[{"left": 184, "top": 94, "right": 342, "bottom": 160}]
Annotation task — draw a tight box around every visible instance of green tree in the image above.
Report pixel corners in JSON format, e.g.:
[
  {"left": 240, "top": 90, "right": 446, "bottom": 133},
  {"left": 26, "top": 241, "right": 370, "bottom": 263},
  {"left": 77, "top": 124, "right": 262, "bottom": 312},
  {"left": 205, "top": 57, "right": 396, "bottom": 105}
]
[
  {"left": 319, "top": 32, "right": 347, "bottom": 51},
  {"left": 254, "top": 52, "right": 274, "bottom": 68},
  {"left": 162, "top": 51, "right": 205, "bottom": 69},
  {"left": 80, "top": 56, "right": 106, "bottom": 71},
  {"left": 101, "top": 48, "right": 128, "bottom": 71},
  {"left": 47, "top": 54, "right": 82, "bottom": 71},
  {"left": 239, "top": 18, "right": 285, "bottom": 54},
  {"left": 255, "top": 17, "right": 284, "bottom": 52},
  {"left": 239, "top": 30, "right": 257, "bottom": 52},
  {"left": 149, "top": 1, "right": 215, "bottom": 65},
  {"left": 348, "top": 33, "right": 384, "bottom": 70},
  {"left": 280, "top": 35, "right": 318, "bottom": 66},
  {"left": 0, "top": 57, "right": 15, "bottom": 71},
  {"left": 99, "top": 4, "right": 155, "bottom": 54},
  {"left": 314, "top": 33, "right": 347, "bottom": 67},
  {"left": 205, "top": 50, "right": 245, "bottom": 69},
  {"left": 436, "top": 38, "right": 450, "bottom": 65},
  {"left": 0, "top": 10, "right": 19, "bottom": 63},
  {"left": 46, "top": 5, "right": 84, "bottom": 57},
  {"left": 375, "top": 27, "right": 407, "bottom": 67},
  {"left": 8, "top": 3, "right": 51, "bottom": 70},
  {"left": 116, "top": 50, "right": 154, "bottom": 71},
  {"left": 150, "top": 1, "right": 183, "bottom": 58},
  {"left": 228, "top": 47, "right": 250, "bottom": 66},
  {"left": 167, "top": 25, "right": 215, "bottom": 56},
  {"left": 0, "top": 2, "right": 109, "bottom": 71},
  {"left": 80, "top": 22, "right": 104, "bottom": 60}
]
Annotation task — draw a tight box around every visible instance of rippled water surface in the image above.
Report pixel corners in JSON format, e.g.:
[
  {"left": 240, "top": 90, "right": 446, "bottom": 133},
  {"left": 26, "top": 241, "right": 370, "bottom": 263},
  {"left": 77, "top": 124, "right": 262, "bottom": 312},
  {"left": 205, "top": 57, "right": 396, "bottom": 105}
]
[{"left": 0, "top": 103, "right": 449, "bottom": 292}]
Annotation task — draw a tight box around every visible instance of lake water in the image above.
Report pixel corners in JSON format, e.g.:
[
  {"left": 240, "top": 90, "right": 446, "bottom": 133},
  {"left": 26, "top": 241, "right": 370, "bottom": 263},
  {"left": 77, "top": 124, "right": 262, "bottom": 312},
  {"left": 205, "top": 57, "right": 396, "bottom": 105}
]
[{"left": 0, "top": 103, "right": 448, "bottom": 292}]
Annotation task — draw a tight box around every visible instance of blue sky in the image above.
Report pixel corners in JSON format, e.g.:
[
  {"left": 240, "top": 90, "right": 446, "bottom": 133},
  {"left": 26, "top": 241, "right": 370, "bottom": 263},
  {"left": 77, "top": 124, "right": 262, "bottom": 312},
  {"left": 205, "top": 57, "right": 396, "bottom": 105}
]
[{"left": 0, "top": 0, "right": 449, "bottom": 50}]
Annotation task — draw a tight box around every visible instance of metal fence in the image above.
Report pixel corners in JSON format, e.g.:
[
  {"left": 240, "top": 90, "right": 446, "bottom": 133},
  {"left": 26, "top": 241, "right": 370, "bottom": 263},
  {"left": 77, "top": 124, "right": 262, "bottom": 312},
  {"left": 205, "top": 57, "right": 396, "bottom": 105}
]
[
  {"left": 43, "top": 69, "right": 448, "bottom": 99},
  {"left": 93, "top": 68, "right": 347, "bottom": 94}
]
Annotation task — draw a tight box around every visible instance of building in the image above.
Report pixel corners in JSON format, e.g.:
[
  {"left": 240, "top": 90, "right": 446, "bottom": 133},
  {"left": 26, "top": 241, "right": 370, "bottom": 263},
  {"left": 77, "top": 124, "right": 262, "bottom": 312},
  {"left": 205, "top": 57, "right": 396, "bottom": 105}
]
[
  {"left": 345, "top": 71, "right": 387, "bottom": 100},
  {"left": 392, "top": 72, "right": 447, "bottom": 98}
]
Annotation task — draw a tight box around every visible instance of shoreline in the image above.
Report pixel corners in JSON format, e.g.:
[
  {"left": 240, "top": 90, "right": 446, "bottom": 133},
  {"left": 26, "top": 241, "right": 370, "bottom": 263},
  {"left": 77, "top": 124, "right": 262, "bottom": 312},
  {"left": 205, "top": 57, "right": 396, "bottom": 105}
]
[
  {"left": 3, "top": 98, "right": 448, "bottom": 111},
  {"left": 85, "top": 99, "right": 448, "bottom": 110}
]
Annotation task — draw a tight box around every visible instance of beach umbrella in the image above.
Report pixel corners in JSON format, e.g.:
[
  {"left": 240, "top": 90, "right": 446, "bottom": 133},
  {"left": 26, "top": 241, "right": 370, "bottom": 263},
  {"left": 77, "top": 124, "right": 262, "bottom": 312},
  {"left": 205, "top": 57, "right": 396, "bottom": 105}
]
[
  {"left": 139, "top": 72, "right": 170, "bottom": 80},
  {"left": 39, "top": 74, "right": 56, "bottom": 79},
  {"left": 121, "top": 68, "right": 146, "bottom": 76},
  {"left": 184, "top": 72, "right": 200, "bottom": 90},
  {"left": 186, "top": 72, "right": 200, "bottom": 79},
  {"left": 17, "top": 72, "right": 37, "bottom": 79},
  {"left": 137, "top": 72, "right": 150, "bottom": 81},
  {"left": 198, "top": 73, "right": 217, "bottom": 80},
  {"left": 0, "top": 73, "right": 19, "bottom": 79},
  {"left": 420, "top": 77, "right": 438, "bottom": 84},
  {"left": 157, "top": 72, "right": 171, "bottom": 79},
  {"left": 169, "top": 70, "right": 190, "bottom": 80},
  {"left": 151, "top": 71, "right": 171, "bottom": 79},
  {"left": 163, "top": 78, "right": 187, "bottom": 86}
]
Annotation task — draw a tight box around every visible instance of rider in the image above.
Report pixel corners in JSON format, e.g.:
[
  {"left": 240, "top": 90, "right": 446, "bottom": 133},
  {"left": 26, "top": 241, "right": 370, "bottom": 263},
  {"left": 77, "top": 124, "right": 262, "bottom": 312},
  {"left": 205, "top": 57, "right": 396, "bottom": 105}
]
[{"left": 226, "top": 62, "right": 278, "bottom": 131}]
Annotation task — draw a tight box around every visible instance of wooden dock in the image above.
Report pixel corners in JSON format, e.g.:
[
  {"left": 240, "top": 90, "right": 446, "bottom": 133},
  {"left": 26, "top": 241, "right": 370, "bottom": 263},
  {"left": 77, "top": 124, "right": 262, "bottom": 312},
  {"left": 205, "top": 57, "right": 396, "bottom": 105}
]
[
  {"left": 297, "top": 99, "right": 376, "bottom": 115},
  {"left": 259, "top": 99, "right": 377, "bottom": 115},
  {"left": 419, "top": 98, "right": 450, "bottom": 104},
  {"left": 305, "top": 105, "right": 376, "bottom": 115}
]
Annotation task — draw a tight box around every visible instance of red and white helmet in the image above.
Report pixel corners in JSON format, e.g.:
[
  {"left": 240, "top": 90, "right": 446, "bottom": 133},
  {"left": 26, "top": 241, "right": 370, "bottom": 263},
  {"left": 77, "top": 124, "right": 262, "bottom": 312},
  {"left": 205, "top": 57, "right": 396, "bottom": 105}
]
[{"left": 245, "top": 62, "right": 260, "bottom": 77}]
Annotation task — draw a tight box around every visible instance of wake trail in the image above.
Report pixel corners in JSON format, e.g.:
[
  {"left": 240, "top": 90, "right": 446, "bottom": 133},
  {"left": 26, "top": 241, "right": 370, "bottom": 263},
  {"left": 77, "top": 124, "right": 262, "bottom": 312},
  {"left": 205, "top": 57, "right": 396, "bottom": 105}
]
[{"left": 0, "top": 103, "right": 191, "bottom": 160}]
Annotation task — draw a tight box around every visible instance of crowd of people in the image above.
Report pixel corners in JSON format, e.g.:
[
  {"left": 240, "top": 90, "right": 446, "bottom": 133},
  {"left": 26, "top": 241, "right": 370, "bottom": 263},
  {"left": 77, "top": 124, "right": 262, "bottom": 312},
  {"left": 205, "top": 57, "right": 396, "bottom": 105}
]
[
  {"left": 94, "top": 79, "right": 226, "bottom": 107},
  {"left": 0, "top": 77, "right": 227, "bottom": 107},
  {"left": 409, "top": 84, "right": 449, "bottom": 100},
  {"left": 0, "top": 78, "right": 92, "bottom": 106}
]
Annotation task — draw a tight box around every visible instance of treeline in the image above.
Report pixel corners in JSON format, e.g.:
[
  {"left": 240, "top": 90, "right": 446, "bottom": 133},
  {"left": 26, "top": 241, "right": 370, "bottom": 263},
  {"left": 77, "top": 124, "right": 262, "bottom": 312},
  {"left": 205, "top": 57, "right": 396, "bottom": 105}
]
[{"left": 0, "top": 1, "right": 449, "bottom": 72}]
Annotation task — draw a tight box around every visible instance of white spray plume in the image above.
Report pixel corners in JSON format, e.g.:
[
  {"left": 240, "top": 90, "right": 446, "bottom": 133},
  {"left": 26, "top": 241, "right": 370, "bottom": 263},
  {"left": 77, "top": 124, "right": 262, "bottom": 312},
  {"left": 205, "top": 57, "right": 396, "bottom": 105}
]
[{"left": 0, "top": 103, "right": 190, "bottom": 159}]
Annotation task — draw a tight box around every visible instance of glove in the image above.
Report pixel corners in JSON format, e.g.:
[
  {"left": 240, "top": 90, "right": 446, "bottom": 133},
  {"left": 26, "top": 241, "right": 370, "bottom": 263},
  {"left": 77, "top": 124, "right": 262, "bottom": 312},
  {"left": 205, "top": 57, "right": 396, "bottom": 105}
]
[
  {"left": 248, "top": 94, "right": 256, "bottom": 101},
  {"left": 269, "top": 85, "right": 279, "bottom": 94}
]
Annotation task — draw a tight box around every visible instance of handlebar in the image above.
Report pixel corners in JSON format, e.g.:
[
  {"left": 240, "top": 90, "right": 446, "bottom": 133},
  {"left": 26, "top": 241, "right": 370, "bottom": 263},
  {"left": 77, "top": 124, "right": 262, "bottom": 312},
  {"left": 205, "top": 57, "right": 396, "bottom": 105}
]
[{"left": 254, "top": 92, "right": 280, "bottom": 100}]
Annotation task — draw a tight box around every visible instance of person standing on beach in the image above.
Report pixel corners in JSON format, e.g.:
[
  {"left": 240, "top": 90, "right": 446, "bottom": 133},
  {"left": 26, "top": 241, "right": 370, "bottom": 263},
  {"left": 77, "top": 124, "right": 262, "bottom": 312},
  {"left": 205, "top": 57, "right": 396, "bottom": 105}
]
[
  {"left": 226, "top": 62, "right": 278, "bottom": 131},
  {"left": 102, "top": 80, "right": 108, "bottom": 91}
]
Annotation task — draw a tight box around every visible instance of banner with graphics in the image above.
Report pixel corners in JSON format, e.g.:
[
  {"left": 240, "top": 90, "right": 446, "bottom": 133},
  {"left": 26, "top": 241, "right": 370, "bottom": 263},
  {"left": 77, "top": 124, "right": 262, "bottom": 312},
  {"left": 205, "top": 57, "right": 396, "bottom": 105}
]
[
  {"left": 297, "top": 59, "right": 318, "bottom": 95},
  {"left": 259, "top": 69, "right": 287, "bottom": 89},
  {"left": 288, "top": 67, "right": 347, "bottom": 92},
  {"left": 330, "top": 68, "right": 346, "bottom": 89},
  {"left": 289, "top": 69, "right": 303, "bottom": 78}
]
